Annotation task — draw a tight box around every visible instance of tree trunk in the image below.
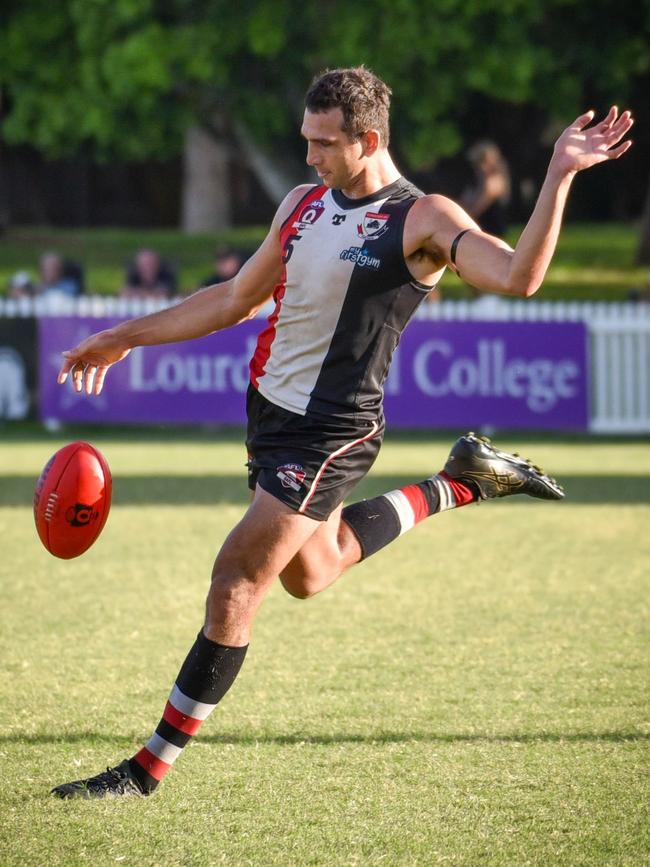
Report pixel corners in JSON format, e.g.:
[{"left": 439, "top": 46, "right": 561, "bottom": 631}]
[
  {"left": 233, "top": 121, "right": 310, "bottom": 205},
  {"left": 181, "top": 125, "right": 231, "bottom": 233},
  {"left": 637, "top": 173, "right": 650, "bottom": 265}
]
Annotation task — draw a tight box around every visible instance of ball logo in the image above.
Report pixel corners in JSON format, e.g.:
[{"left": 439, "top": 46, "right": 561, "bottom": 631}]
[{"left": 65, "top": 502, "right": 98, "bottom": 527}]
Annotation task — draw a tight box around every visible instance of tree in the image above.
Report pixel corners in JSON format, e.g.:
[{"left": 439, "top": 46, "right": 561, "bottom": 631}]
[{"left": 1, "top": 0, "right": 648, "bottom": 231}]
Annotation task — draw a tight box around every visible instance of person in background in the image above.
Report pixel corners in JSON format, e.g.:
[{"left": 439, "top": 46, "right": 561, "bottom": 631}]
[
  {"left": 460, "top": 140, "right": 511, "bottom": 237},
  {"left": 39, "top": 252, "right": 80, "bottom": 297},
  {"left": 200, "top": 246, "right": 245, "bottom": 288},
  {"left": 121, "top": 248, "right": 176, "bottom": 300},
  {"left": 8, "top": 271, "right": 36, "bottom": 299}
]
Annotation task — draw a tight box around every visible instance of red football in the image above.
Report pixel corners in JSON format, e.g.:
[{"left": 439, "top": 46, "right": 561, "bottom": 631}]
[{"left": 34, "top": 441, "right": 112, "bottom": 559}]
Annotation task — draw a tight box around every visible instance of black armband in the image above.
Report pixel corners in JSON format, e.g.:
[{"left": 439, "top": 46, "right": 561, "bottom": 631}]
[{"left": 450, "top": 228, "right": 471, "bottom": 271}]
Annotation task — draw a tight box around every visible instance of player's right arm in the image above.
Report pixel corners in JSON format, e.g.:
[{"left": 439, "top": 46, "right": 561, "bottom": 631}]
[{"left": 58, "top": 185, "right": 314, "bottom": 395}]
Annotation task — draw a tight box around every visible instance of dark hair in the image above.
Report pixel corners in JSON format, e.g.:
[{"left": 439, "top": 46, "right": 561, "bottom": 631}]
[{"left": 305, "top": 66, "right": 392, "bottom": 147}]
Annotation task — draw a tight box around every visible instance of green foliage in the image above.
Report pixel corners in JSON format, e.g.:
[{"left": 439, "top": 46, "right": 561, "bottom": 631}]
[
  {"left": 0, "top": 223, "right": 645, "bottom": 300},
  {"left": 1, "top": 0, "right": 648, "bottom": 167}
]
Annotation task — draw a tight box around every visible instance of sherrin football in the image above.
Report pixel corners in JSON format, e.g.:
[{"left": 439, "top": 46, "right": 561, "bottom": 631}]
[{"left": 34, "top": 442, "right": 112, "bottom": 559}]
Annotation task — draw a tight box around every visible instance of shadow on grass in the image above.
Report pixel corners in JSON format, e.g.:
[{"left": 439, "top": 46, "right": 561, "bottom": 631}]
[
  {"left": 3, "top": 473, "right": 650, "bottom": 506},
  {"left": 3, "top": 730, "right": 648, "bottom": 746}
]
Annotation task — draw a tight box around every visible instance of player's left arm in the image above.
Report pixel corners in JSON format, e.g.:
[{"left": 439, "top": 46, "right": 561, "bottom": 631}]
[{"left": 413, "top": 107, "right": 633, "bottom": 296}]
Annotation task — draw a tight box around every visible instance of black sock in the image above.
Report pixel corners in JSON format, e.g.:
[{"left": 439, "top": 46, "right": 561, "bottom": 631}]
[
  {"left": 130, "top": 630, "right": 248, "bottom": 792},
  {"left": 343, "top": 473, "right": 477, "bottom": 560}
]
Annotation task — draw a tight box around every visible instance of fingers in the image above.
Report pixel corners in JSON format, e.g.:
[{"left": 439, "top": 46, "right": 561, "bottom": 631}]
[
  {"left": 58, "top": 356, "right": 109, "bottom": 395},
  {"left": 57, "top": 354, "right": 74, "bottom": 385},
  {"left": 57, "top": 345, "right": 111, "bottom": 395},
  {"left": 93, "top": 365, "right": 109, "bottom": 395},
  {"left": 573, "top": 110, "right": 595, "bottom": 130},
  {"left": 607, "top": 139, "right": 633, "bottom": 160},
  {"left": 598, "top": 105, "right": 618, "bottom": 130},
  {"left": 71, "top": 361, "right": 84, "bottom": 393},
  {"left": 603, "top": 110, "right": 634, "bottom": 146}
]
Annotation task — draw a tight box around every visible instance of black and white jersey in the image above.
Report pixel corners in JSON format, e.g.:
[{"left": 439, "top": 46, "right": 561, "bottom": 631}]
[{"left": 250, "top": 177, "right": 435, "bottom": 420}]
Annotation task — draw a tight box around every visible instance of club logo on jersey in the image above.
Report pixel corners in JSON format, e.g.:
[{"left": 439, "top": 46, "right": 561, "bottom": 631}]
[
  {"left": 293, "top": 199, "right": 325, "bottom": 230},
  {"left": 339, "top": 246, "right": 381, "bottom": 270},
  {"left": 357, "top": 211, "right": 390, "bottom": 240},
  {"left": 276, "top": 463, "right": 306, "bottom": 492}
]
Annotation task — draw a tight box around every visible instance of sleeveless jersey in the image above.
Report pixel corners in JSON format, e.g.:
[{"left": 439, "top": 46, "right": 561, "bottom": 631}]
[{"left": 250, "top": 177, "right": 435, "bottom": 420}]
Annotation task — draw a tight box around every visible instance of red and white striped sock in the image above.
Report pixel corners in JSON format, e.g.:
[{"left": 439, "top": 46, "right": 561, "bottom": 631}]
[
  {"left": 342, "top": 472, "right": 478, "bottom": 560},
  {"left": 129, "top": 632, "right": 247, "bottom": 793}
]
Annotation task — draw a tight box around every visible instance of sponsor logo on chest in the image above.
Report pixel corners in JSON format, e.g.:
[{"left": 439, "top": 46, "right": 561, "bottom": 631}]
[{"left": 339, "top": 246, "right": 382, "bottom": 269}]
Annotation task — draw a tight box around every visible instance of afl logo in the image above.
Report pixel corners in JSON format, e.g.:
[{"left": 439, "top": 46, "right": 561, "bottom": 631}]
[
  {"left": 357, "top": 211, "right": 390, "bottom": 240},
  {"left": 276, "top": 463, "right": 306, "bottom": 492},
  {"left": 293, "top": 200, "right": 325, "bottom": 230},
  {"left": 65, "top": 503, "right": 99, "bottom": 527}
]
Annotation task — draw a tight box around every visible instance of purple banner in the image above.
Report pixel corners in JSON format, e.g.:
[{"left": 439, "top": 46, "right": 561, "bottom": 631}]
[
  {"left": 38, "top": 317, "right": 588, "bottom": 430},
  {"left": 383, "top": 321, "right": 588, "bottom": 430}
]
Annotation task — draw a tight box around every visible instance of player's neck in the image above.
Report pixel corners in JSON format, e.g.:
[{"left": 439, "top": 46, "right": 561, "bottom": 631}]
[{"left": 339, "top": 153, "right": 401, "bottom": 199}]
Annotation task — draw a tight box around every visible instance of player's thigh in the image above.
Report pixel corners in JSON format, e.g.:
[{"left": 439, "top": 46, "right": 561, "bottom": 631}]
[
  {"left": 212, "top": 484, "right": 322, "bottom": 587},
  {"left": 280, "top": 503, "right": 345, "bottom": 584}
]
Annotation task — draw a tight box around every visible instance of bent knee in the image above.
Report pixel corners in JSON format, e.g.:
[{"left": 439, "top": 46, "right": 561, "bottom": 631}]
[{"left": 279, "top": 573, "right": 325, "bottom": 600}]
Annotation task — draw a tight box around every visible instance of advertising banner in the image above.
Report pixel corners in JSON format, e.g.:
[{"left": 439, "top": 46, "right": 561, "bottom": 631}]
[
  {"left": 38, "top": 316, "right": 589, "bottom": 430},
  {"left": 383, "top": 320, "right": 589, "bottom": 430}
]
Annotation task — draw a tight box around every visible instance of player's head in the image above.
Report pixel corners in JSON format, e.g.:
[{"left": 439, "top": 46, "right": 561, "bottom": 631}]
[
  {"left": 305, "top": 66, "right": 392, "bottom": 147},
  {"left": 302, "top": 66, "right": 392, "bottom": 188}
]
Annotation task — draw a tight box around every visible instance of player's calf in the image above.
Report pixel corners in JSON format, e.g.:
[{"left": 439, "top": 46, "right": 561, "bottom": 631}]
[{"left": 341, "top": 431, "right": 563, "bottom": 561}]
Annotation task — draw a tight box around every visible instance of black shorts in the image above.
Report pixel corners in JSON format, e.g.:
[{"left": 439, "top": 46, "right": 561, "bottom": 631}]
[{"left": 246, "top": 385, "right": 384, "bottom": 521}]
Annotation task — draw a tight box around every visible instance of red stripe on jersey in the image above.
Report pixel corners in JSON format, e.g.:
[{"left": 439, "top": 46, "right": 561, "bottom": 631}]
[
  {"left": 162, "top": 700, "right": 203, "bottom": 736},
  {"left": 249, "top": 185, "right": 325, "bottom": 388},
  {"left": 400, "top": 483, "right": 430, "bottom": 523},
  {"left": 132, "top": 746, "right": 172, "bottom": 782},
  {"left": 250, "top": 283, "right": 286, "bottom": 387}
]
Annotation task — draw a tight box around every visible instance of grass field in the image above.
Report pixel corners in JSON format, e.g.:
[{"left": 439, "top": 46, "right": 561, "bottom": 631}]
[
  {"left": 0, "top": 222, "right": 647, "bottom": 301},
  {"left": 1, "top": 430, "right": 649, "bottom": 866}
]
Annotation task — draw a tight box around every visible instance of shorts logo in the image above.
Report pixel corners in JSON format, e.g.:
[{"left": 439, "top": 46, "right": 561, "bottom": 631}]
[
  {"left": 357, "top": 211, "right": 390, "bottom": 240},
  {"left": 293, "top": 200, "right": 325, "bottom": 230},
  {"left": 277, "top": 463, "right": 306, "bottom": 492},
  {"left": 340, "top": 246, "right": 381, "bottom": 269}
]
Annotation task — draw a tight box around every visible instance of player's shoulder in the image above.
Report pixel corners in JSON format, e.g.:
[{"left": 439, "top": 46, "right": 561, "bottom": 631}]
[
  {"left": 274, "top": 184, "right": 321, "bottom": 226},
  {"left": 408, "top": 192, "right": 470, "bottom": 230},
  {"left": 411, "top": 192, "right": 460, "bottom": 215}
]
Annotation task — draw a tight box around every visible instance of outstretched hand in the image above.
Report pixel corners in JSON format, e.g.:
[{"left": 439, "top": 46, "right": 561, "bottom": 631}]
[
  {"left": 57, "top": 330, "right": 131, "bottom": 395},
  {"left": 552, "top": 107, "right": 633, "bottom": 175}
]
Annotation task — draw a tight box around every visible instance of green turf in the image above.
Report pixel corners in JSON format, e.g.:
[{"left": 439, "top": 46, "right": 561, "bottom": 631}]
[
  {"left": 1, "top": 433, "right": 648, "bottom": 866},
  {"left": 0, "top": 223, "right": 646, "bottom": 300}
]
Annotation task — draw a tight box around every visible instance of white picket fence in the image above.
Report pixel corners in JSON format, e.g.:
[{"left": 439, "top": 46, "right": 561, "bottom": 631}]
[{"left": 2, "top": 295, "right": 649, "bottom": 433}]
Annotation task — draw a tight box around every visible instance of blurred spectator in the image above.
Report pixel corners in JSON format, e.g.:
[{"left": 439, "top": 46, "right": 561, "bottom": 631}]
[
  {"left": 460, "top": 141, "right": 511, "bottom": 236},
  {"left": 200, "top": 247, "right": 245, "bottom": 287},
  {"left": 8, "top": 270, "right": 36, "bottom": 299},
  {"left": 628, "top": 271, "right": 650, "bottom": 302},
  {"left": 122, "top": 248, "right": 176, "bottom": 299},
  {"left": 39, "top": 252, "right": 81, "bottom": 297}
]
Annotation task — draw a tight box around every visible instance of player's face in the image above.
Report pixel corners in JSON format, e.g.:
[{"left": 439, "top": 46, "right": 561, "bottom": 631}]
[{"left": 301, "top": 108, "right": 364, "bottom": 189}]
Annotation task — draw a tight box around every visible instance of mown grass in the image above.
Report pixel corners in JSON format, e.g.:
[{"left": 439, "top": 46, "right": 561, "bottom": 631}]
[
  {"left": 0, "top": 433, "right": 649, "bottom": 866},
  {"left": 0, "top": 223, "right": 646, "bottom": 301}
]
